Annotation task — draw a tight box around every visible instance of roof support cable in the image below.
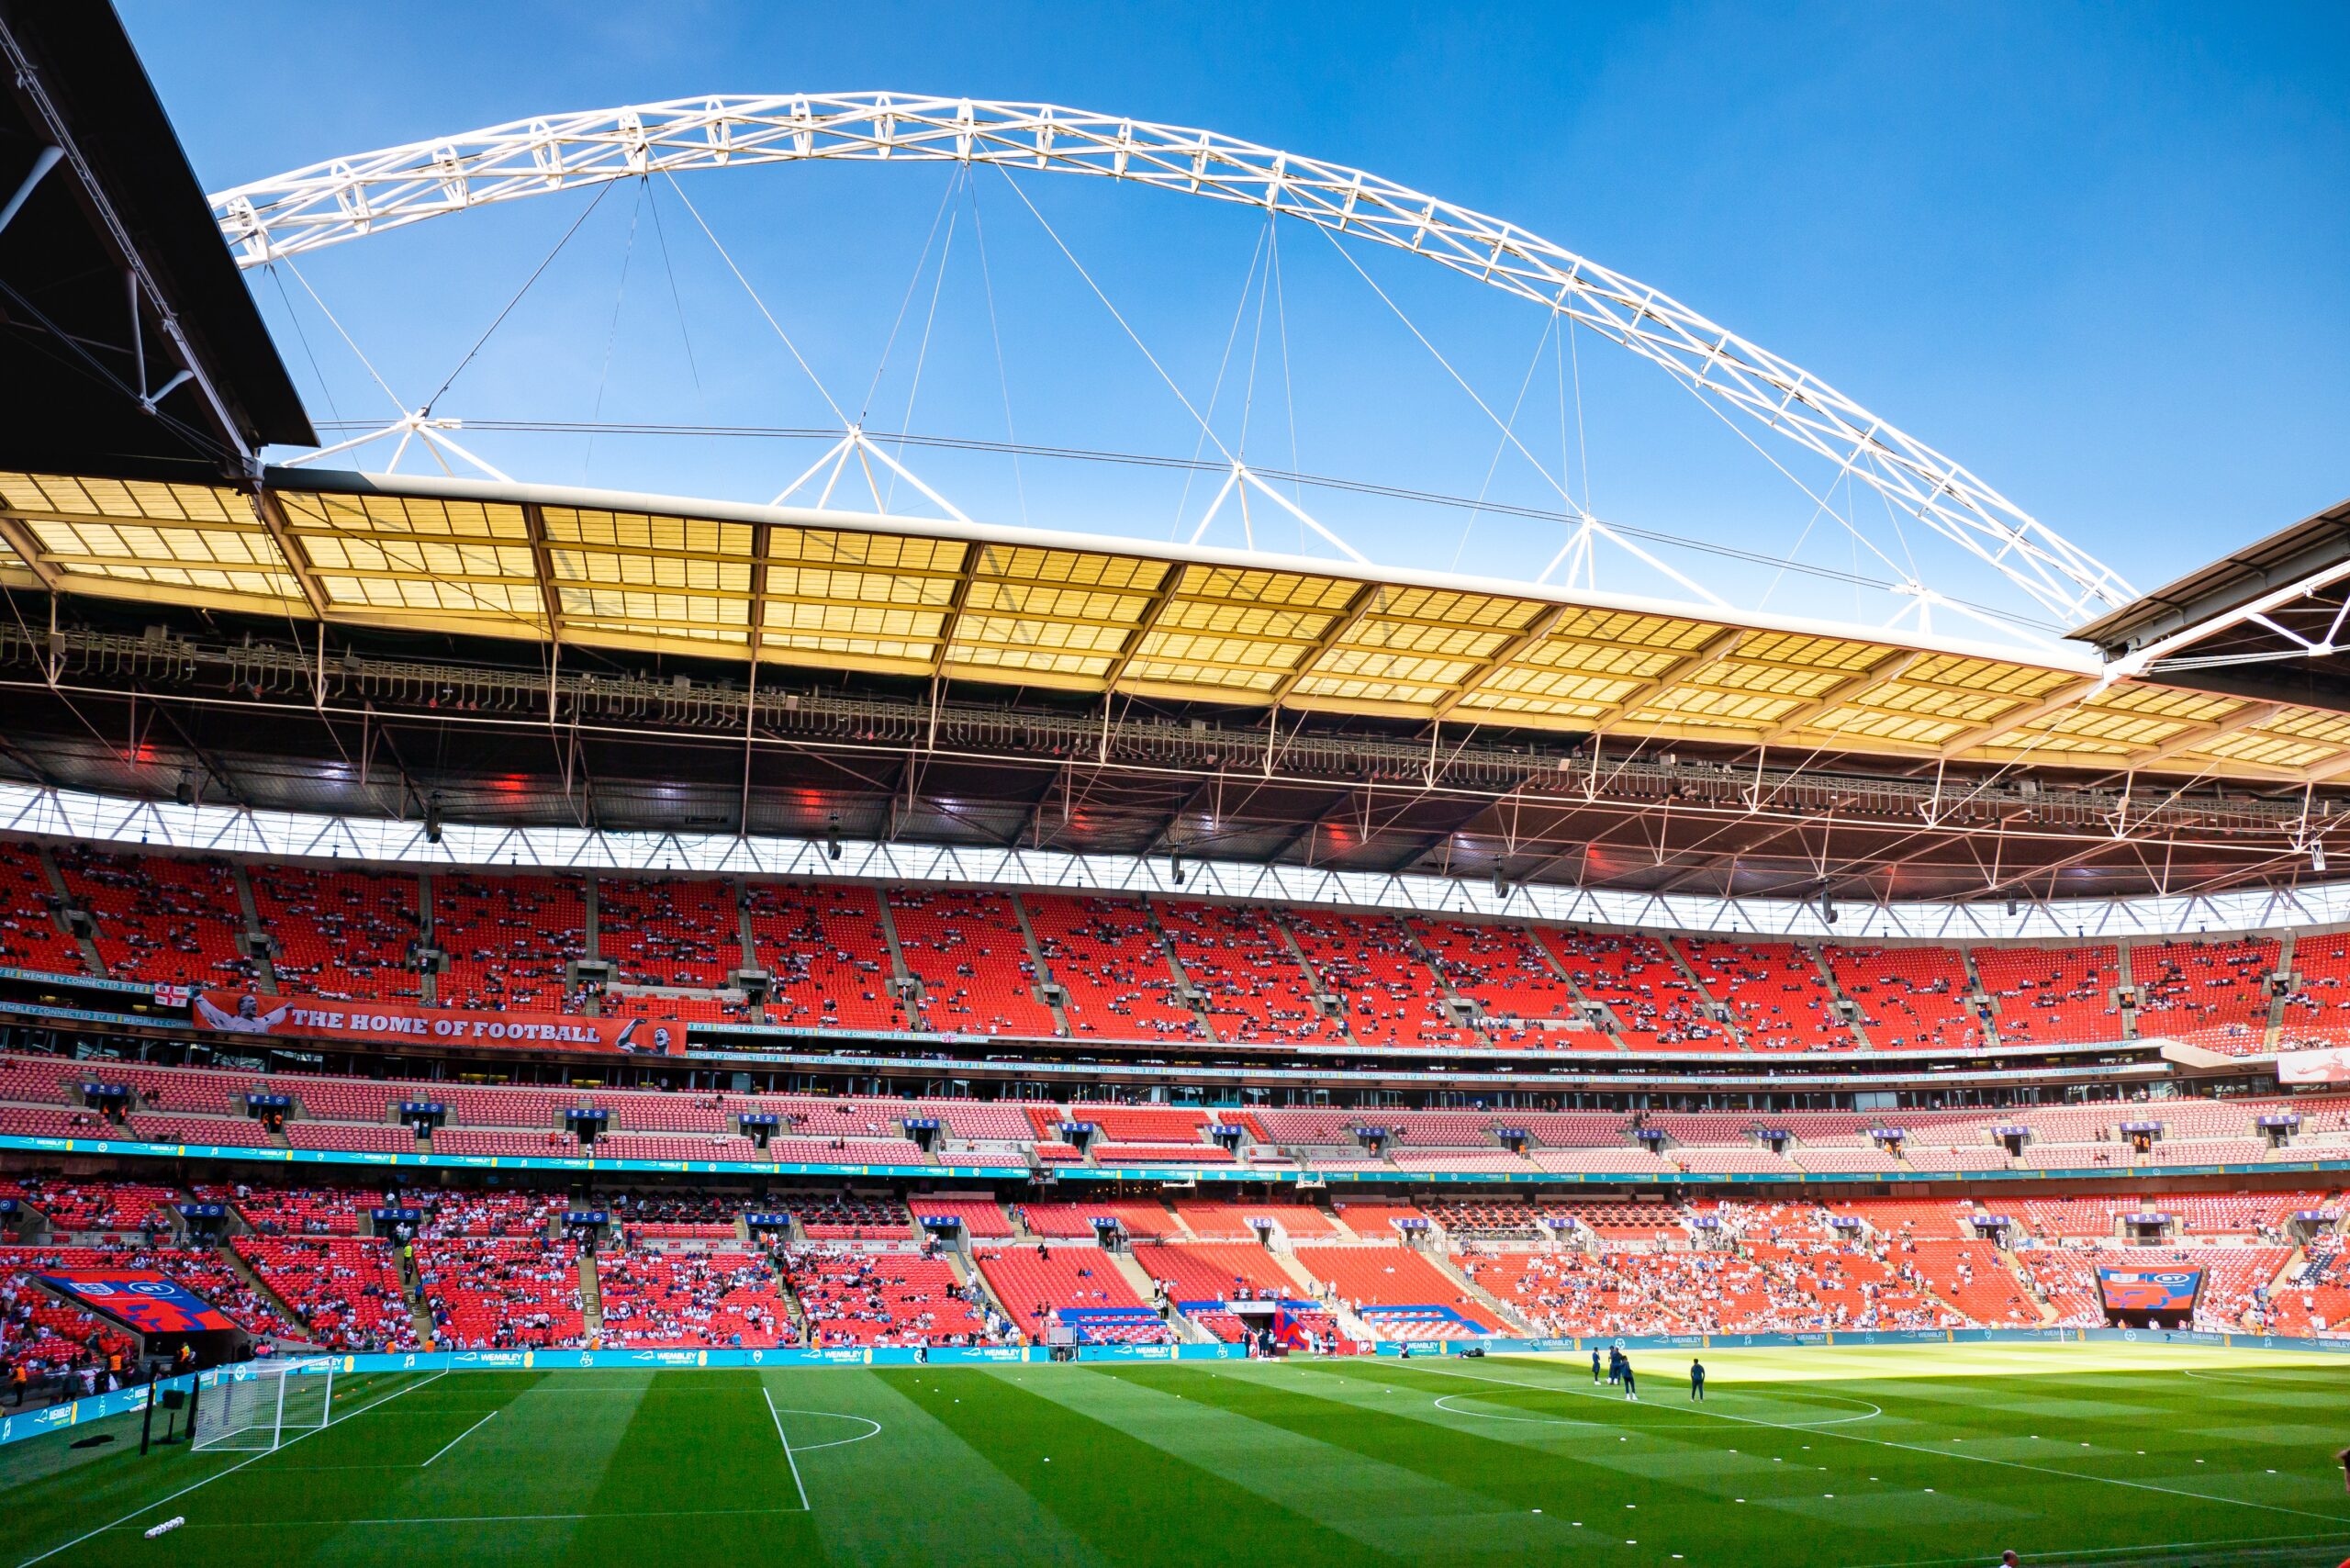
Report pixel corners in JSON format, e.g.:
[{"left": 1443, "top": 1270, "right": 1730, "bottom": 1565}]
[
  {"left": 582, "top": 178, "right": 649, "bottom": 479},
  {"left": 1169, "top": 217, "right": 1270, "bottom": 541},
  {"left": 1313, "top": 224, "right": 1716, "bottom": 603},
  {"left": 884, "top": 177, "right": 962, "bottom": 513},
  {"left": 962, "top": 167, "right": 1027, "bottom": 525},
  {"left": 660, "top": 171, "right": 851, "bottom": 430},
  {"left": 423, "top": 179, "right": 616, "bottom": 416}
]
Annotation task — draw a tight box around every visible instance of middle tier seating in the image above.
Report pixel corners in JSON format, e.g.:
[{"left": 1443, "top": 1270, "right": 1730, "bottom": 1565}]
[{"left": 973, "top": 1243, "right": 1171, "bottom": 1345}]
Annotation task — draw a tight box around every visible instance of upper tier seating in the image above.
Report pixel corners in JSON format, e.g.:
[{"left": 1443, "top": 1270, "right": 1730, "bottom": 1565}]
[
  {"left": 889, "top": 889, "right": 1056, "bottom": 1036},
  {"left": 1024, "top": 896, "right": 1200, "bottom": 1039},
  {"left": 596, "top": 876, "right": 740, "bottom": 990},
  {"left": 1539, "top": 930, "right": 1726, "bottom": 1050},
  {"left": 2132, "top": 937, "right": 2277, "bottom": 1053},
  {"left": 249, "top": 865, "right": 420, "bottom": 1002},
  {"left": 744, "top": 883, "right": 901, "bottom": 1030},
  {"left": 1405, "top": 919, "right": 1580, "bottom": 1031},
  {"left": 2284, "top": 931, "right": 2350, "bottom": 1049},
  {"left": 1823, "top": 945, "right": 1982, "bottom": 1051},
  {"left": 0, "top": 842, "right": 87, "bottom": 976},
  {"left": 1974, "top": 944, "right": 2121, "bottom": 1045},
  {"left": 432, "top": 874, "right": 587, "bottom": 1013},
  {"left": 1154, "top": 902, "right": 1341, "bottom": 1045},
  {"left": 1282, "top": 910, "right": 1471, "bottom": 1047},
  {"left": 1679, "top": 940, "right": 1858, "bottom": 1051},
  {"left": 58, "top": 848, "right": 252, "bottom": 989}
]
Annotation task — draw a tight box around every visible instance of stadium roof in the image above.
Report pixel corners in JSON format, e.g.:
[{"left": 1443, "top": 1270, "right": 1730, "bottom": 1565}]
[
  {"left": 2079, "top": 492, "right": 2350, "bottom": 723},
  {"left": 0, "top": 4, "right": 312, "bottom": 475},
  {"left": 6, "top": 465, "right": 2350, "bottom": 787}
]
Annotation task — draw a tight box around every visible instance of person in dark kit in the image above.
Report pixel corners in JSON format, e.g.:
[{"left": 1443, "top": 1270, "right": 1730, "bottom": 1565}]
[
  {"left": 1592, "top": 1346, "right": 1604, "bottom": 1384},
  {"left": 1690, "top": 1358, "right": 1706, "bottom": 1401},
  {"left": 1620, "top": 1353, "right": 1638, "bottom": 1402}
]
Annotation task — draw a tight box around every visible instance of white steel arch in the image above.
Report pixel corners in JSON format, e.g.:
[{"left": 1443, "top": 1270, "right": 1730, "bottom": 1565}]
[{"left": 210, "top": 94, "right": 2135, "bottom": 627}]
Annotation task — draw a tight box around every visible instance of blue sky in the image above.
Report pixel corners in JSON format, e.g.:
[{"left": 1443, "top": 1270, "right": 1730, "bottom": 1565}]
[{"left": 121, "top": 1, "right": 2349, "bottom": 636}]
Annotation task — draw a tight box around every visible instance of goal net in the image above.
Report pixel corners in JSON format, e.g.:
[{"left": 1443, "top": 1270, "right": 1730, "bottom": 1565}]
[{"left": 191, "top": 1358, "right": 338, "bottom": 1452}]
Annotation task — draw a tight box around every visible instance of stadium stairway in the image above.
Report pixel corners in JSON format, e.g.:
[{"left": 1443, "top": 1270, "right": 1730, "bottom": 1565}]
[
  {"left": 1424, "top": 1248, "right": 1535, "bottom": 1333},
  {"left": 1808, "top": 945, "right": 1874, "bottom": 1048},
  {"left": 1102, "top": 1246, "right": 1201, "bottom": 1338},
  {"left": 1006, "top": 894, "right": 1076, "bottom": 1036},
  {"left": 578, "top": 1252, "right": 604, "bottom": 1339},
  {"left": 1664, "top": 937, "right": 1746, "bottom": 1047}
]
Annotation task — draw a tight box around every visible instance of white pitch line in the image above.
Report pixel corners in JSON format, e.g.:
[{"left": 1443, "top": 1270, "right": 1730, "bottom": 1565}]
[
  {"left": 767, "top": 1409, "right": 883, "bottom": 1451},
  {"left": 419, "top": 1408, "right": 497, "bottom": 1468},
  {"left": 762, "top": 1385, "right": 811, "bottom": 1512},
  {"left": 16, "top": 1370, "right": 448, "bottom": 1568},
  {"left": 1394, "top": 1361, "right": 2350, "bottom": 1527}
]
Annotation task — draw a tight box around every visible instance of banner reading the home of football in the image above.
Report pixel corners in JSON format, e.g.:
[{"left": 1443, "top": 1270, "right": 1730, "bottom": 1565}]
[
  {"left": 2278, "top": 1045, "right": 2350, "bottom": 1085},
  {"left": 192, "top": 991, "right": 673, "bottom": 1054},
  {"left": 2096, "top": 1268, "right": 2202, "bottom": 1313},
  {"left": 35, "top": 1271, "right": 237, "bottom": 1335}
]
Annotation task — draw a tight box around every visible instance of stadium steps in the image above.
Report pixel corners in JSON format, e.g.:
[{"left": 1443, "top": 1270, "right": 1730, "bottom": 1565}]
[
  {"left": 1424, "top": 1248, "right": 1534, "bottom": 1333},
  {"left": 415, "top": 870, "right": 437, "bottom": 1005},
  {"left": 1007, "top": 892, "right": 1075, "bottom": 1036},
  {"left": 951, "top": 1249, "right": 1021, "bottom": 1333},
  {"left": 579, "top": 881, "right": 602, "bottom": 1016},
  {"left": 577, "top": 1251, "right": 604, "bottom": 1337},
  {"left": 2266, "top": 929, "right": 2298, "bottom": 1052},
  {"left": 1958, "top": 946, "right": 2001, "bottom": 1048},
  {"left": 1528, "top": 935, "right": 1627, "bottom": 1049},
  {"left": 1808, "top": 944, "right": 1874, "bottom": 1049},
  {"left": 1263, "top": 909, "right": 1362, "bottom": 1047},
  {"left": 2114, "top": 939, "right": 2140, "bottom": 1040},
  {"left": 1397, "top": 922, "right": 1470, "bottom": 1022},
  {"left": 734, "top": 895, "right": 764, "bottom": 1022},
  {"left": 1138, "top": 899, "right": 1219, "bottom": 1040},
  {"left": 32, "top": 841, "right": 107, "bottom": 980},
  {"left": 1992, "top": 1245, "right": 2063, "bottom": 1325},
  {"left": 1102, "top": 1248, "right": 1203, "bottom": 1340},
  {"left": 229, "top": 862, "right": 281, "bottom": 996},
  {"left": 1663, "top": 936, "right": 1750, "bottom": 1047},
  {"left": 219, "top": 1239, "right": 316, "bottom": 1342}
]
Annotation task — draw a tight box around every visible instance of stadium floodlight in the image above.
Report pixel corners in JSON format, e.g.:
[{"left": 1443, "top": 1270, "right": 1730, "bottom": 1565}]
[
  {"left": 1819, "top": 887, "right": 1838, "bottom": 925},
  {"left": 423, "top": 792, "right": 444, "bottom": 844},
  {"left": 1169, "top": 853, "right": 1186, "bottom": 887},
  {"left": 191, "top": 1358, "right": 338, "bottom": 1452},
  {"left": 2316, "top": 842, "right": 2328, "bottom": 874},
  {"left": 825, "top": 813, "right": 843, "bottom": 861}
]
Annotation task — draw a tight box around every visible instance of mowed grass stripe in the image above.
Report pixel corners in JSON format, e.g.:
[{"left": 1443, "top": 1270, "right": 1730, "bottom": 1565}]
[
  {"left": 532, "top": 1370, "right": 811, "bottom": 1567},
  {"left": 1020, "top": 1365, "right": 1568, "bottom": 1561},
  {"left": 0, "top": 1372, "right": 442, "bottom": 1567},
  {"left": 878, "top": 1366, "right": 1388, "bottom": 1568},
  {"left": 1346, "top": 1358, "right": 2350, "bottom": 1563},
  {"left": 775, "top": 1368, "right": 1098, "bottom": 1568}
]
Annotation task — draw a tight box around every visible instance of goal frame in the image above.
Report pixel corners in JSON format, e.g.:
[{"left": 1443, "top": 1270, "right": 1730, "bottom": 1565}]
[{"left": 190, "top": 1358, "right": 338, "bottom": 1452}]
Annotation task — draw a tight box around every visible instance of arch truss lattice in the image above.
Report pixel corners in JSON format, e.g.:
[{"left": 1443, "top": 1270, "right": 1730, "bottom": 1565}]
[{"left": 211, "top": 94, "right": 2134, "bottom": 628}]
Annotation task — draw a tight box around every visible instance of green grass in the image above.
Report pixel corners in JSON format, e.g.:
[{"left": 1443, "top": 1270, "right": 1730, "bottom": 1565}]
[{"left": 3, "top": 1346, "right": 2347, "bottom": 1567}]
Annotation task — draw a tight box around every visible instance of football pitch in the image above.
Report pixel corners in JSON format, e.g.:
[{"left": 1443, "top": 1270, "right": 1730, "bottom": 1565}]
[{"left": 3, "top": 1345, "right": 2347, "bottom": 1568}]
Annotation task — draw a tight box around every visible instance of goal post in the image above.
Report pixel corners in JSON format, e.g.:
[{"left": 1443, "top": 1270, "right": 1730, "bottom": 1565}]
[{"left": 190, "top": 1358, "right": 338, "bottom": 1452}]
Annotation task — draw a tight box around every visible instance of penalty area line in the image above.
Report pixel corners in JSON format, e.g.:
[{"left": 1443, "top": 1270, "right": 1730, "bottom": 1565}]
[
  {"left": 15, "top": 1370, "right": 449, "bottom": 1568},
  {"left": 419, "top": 1408, "right": 497, "bottom": 1468},
  {"left": 762, "top": 1385, "right": 811, "bottom": 1512}
]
